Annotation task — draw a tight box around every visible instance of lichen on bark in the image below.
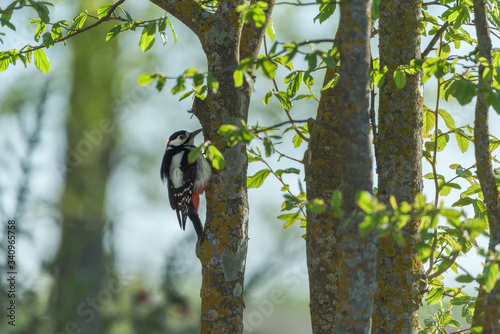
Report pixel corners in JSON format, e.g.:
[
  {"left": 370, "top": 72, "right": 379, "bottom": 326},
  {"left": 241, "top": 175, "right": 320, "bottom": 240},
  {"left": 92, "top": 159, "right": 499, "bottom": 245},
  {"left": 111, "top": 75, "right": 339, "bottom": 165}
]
[
  {"left": 471, "top": 0, "right": 500, "bottom": 331},
  {"left": 372, "top": 1, "right": 426, "bottom": 333},
  {"left": 334, "top": 1, "right": 377, "bottom": 332},
  {"left": 305, "top": 33, "right": 342, "bottom": 333}
]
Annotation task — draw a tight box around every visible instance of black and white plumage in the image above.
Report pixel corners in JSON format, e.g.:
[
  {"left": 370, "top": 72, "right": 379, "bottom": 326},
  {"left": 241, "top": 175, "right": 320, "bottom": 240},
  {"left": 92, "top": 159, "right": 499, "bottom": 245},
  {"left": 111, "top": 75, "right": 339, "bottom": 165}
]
[{"left": 160, "top": 129, "right": 211, "bottom": 241}]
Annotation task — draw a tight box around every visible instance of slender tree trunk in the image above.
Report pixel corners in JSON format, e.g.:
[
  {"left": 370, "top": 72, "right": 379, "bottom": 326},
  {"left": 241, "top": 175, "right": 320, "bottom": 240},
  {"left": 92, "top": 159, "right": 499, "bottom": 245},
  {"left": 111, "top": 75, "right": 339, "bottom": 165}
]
[
  {"left": 471, "top": 1, "right": 500, "bottom": 331},
  {"left": 150, "top": 1, "right": 274, "bottom": 332},
  {"left": 49, "top": 9, "right": 117, "bottom": 333},
  {"left": 334, "top": 1, "right": 377, "bottom": 332},
  {"left": 305, "top": 32, "right": 342, "bottom": 333},
  {"left": 373, "top": 1, "right": 425, "bottom": 332}
]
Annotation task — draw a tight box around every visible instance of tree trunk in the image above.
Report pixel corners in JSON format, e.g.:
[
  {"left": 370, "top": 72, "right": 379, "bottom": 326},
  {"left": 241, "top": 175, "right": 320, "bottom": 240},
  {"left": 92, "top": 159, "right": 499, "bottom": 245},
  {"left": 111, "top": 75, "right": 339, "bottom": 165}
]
[
  {"left": 149, "top": 1, "right": 274, "bottom": 332},
  {"left": 49, "top": 7, "right": 117, "bottom": 333},
  {"left": 373, "top": 1, "right": 425, "bottom": 332},
  {"left": 471, "top": 0, "right": 500, "bottom": 331},
  {"left": 305, "top": 32, "right": 342, "bottom": 333},
  {"left": 334, "top": 1, "right": 377, "bottom": 332}
]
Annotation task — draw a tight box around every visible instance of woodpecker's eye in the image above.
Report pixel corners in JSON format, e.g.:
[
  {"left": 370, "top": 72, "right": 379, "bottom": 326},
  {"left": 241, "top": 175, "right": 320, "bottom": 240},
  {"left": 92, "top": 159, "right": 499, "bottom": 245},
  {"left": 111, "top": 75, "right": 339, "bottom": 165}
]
[{"left": 179, "top": 135, "right": 186, "bottom": 140}]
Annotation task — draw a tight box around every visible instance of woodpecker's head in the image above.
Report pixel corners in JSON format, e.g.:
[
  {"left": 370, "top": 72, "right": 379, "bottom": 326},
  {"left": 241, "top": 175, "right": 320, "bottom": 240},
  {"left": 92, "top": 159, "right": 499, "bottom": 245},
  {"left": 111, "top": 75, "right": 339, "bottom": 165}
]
[{"left": 167, "top": 129, "right": 202, "bottom": 148}]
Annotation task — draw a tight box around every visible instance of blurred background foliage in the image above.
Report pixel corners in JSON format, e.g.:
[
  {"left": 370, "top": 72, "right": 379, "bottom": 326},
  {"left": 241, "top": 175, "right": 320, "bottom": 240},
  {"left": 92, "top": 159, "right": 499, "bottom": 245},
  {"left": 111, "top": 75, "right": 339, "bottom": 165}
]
[
  {"left": 0, "top": 1, "right": 327, "bottom": 333},
  {"left": 1, "top": 0, "right": 498, "bottom": 333}
]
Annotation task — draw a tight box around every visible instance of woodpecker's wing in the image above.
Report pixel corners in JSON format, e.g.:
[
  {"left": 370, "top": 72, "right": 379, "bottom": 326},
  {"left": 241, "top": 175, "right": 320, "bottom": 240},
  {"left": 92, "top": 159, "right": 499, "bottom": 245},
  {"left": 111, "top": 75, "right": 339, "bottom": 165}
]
[
  {"left": 161, "top": 149, "right": 177, "bottom": 211},
  {"left": 169, "top": 158, "right": 197, "bottom": 230}
]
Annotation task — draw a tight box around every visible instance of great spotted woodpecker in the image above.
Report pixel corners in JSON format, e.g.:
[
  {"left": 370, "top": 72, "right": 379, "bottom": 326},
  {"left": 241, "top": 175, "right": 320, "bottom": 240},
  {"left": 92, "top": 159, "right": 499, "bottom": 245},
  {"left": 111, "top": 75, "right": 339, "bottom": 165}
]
[{"left": 160, "top": 129, "right": 211, "bottom": 241}]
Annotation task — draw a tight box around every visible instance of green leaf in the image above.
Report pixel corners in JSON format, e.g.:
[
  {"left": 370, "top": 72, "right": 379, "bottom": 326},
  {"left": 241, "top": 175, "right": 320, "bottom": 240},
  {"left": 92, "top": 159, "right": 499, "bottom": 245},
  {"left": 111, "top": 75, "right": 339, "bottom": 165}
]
[
  {"left": 156, "top": 75, "right": 166, "bottom": 91},
  {"left": 438, "top": 108, "right": 456, "bottom": 130},
  {"left": 233, "top": 69, "right": 244, "bottom": 87},
  {"left": 322, "top": 75, "right": 339, "bottom": 91},
  {"left": 51, "top": 23, "right": 63, "bottom": 43},
  {"left": 119, "top": 6, "right": 133, "bottom": 22},
  {"left": 303, "top": 71, "right": 314, "bottom": 86},
  {"left": 188, "top": 145, "right": 203, "bottom": 164},
  {"left": 34, "top": 21, "right": 46, "bottom": 42},
  {"left": 263, "top": 90, "right": 273, "bottom": 105},
  {"left": 0, "top": 52, "right": 9, "bottom": 73},
  {"left": 260, "top": 58, "right": 277, "bottom": 79},
  {"left": 373, "top": 71, "right": 385, "bottom": 88},
  {"left": 371, "top": 0, "right": 380, "bottom": 20},
  {"left": 455, "top": 132, "right": 469, "bottom": 153},
  {"left": 449, "top": 296, "right": 474, "bottom": 305},
  {"left": 33, "top": 2, "right": 50, "bottom": 23},
  {"left": 393, "top": 69, "right": 406, "bottom": 89},
  {"left": 452, "top": 197, "right": 474, "bottom": 207},
  {"left": 106, "top": 25, "right": 122, "bottom": 42},
  {"left": 447, "top": 79, "right": 476, "bottom": 105},
  {"left": 314, "top": 1, "right": 336, "bottom": 24},
  {"left": 482, "top": 262, "right": 499, "bottom": 292},
  {"left": 294, "top": 94, "right": 316, "bottom": 101},
  {"left": 391, "top": 232, "right": 405, "bottom": 245},
  {"left": 265, "top": 19, "right": 275, "bottom": 41},
  {"left": 425, "top": 287, "right": 444, "bottom": 305},
  {"left": 98, "top": 5, "right": 113, "bottom": 19},
  {"left": 33, "top": 48, "right": 50, "bottom": 74},
  {"left": 42, "top": 32, "right": 54, "bottom": 48},
  {"left": 247, "top": 169, "right": 271, "bottom": 188},
  {"left": 287, "top": 71, "right": 303, "bottom": 97},
  {"left": 455, "top": 274, "right": 474, "bottom": 283},
  {"left": 422, "top": 108, "right": 435, "bottom": 134},
  {"left": 137, "top": 73, "right": 156, "bottom": 86},
  {"left": 485, "top": 90, "right": 500, "bottom": 114},
  {"left": 282, "top": 167, "right": 300, "bottom": 174},
  {"left": 356, "top": 191, "right": 374, "bottom": 214},
  {"left": 207, "top": 73, "right": 219, "bottom": 92},
  {"left": 207, "top": 145, "right": 226, "bottom": 170},
  {"left": 307, "top": 198, "right": 326, "bottom": 213},
  {"left": 263, "top": 135, "right": 273, "bottom": 157},
  {"left": 69, "top": 12, "right": 87, "bottom": 36},
  {"left": 279, "top": 212, "right": 302, "bottom": 228},
  {"left": 139, "top": 22, "right": 156, "bottom": 52},
  {"left": 179, "top": 90, "right": 194, "bottom": 101},
  {"left": 292, "top": 133, "right": 303, "bottom": 148},
  {"left": 275, "top": 91, "right": 292, "bottom": 109},
  {"left": 330, "top": 189, "right": 342, "bottom": 216},
  {"left": 167, "top": 18, "right": 177, "bottom": 43}
]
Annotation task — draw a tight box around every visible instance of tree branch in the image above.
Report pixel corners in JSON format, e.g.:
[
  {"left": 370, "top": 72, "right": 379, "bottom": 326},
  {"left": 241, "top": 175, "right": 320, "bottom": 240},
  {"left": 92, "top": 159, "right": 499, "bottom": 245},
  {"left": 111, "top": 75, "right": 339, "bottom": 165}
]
[{"left": 149, "top": 0, "right": 210, "bottom": 38}]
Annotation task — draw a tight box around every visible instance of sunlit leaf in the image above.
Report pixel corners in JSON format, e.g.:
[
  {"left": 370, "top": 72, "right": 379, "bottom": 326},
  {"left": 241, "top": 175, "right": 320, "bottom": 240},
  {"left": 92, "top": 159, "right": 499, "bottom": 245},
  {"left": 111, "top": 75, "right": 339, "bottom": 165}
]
[
  {"left": 33, "top": 48, "right": 50, "bottom": 73},
  {"left": 207, "top": 145, "right": 226, "bottom": 170},
  {"left": 139, "top": 22, "right": 156, "bottom": 52},
  {"left": 248, "top": 169, "right": 271, "bottom": 188}
]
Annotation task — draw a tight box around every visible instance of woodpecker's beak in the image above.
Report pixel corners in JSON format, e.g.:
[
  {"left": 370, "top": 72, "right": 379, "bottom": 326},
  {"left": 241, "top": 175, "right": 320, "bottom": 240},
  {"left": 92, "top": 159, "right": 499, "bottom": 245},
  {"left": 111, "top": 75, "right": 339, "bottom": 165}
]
[{"left": 190, "top": 128, "right": 203, "bottom": 137}]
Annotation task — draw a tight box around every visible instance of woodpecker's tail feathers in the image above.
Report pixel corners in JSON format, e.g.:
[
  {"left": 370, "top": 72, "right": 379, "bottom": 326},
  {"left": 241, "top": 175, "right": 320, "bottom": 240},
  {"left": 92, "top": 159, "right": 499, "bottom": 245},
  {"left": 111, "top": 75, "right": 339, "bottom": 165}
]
[
  {"left": 175, "top": 210, "right": 187, "bottom": 230},
  {"left": 188, "top": 207, "right": 204, "bottom": 242}
]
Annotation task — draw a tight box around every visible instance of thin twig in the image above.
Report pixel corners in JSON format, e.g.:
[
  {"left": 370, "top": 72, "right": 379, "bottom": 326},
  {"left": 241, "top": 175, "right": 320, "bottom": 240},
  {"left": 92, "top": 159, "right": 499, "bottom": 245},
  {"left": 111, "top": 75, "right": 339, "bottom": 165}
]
[
  {"left": 428, "top": 53, "right": 443, "bottom": 275},
  {"left": 421, "top": 21, "right": 450, "bottom": 59},
  {"left": 255, "top": 134, "right": 304, "bottom": 163},
  {"left": 258, "top": 152, "right": 308, "bottom": 218},
  {"left": 252, "top": 119, "right": 309, "bottom": 134},
  {"left": 13, "top": 0, "right": 126, "bottom": 55},
  {"left": 369, "top": 57, "right": 379, "bottom": 174},
  {"left": 275, "top": 1, "right": 340, "bottom": 5},
  {"left": 264, "top": 38, "right": 309, "bottom": 142},
  {"left": 427, "top": 252, "right": 460, "bottom": 280}
]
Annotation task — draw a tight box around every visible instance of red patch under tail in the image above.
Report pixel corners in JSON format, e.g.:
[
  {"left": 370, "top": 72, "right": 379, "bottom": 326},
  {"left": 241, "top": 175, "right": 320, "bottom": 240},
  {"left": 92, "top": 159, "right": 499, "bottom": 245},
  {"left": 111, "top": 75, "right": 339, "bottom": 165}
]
[{"left": 191, "top": 193, "right": 200, "bottom": 213}]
